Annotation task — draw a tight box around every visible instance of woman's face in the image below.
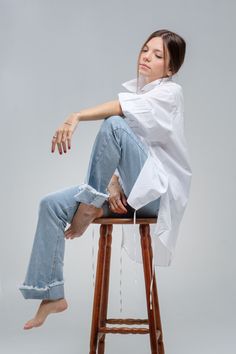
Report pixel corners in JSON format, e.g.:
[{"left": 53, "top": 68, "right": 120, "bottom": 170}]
[{"left": 139, "top": 37, "right": 172, "bottom": 82}]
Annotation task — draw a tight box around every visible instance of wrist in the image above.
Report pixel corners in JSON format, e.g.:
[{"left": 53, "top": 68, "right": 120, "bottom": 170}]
[{"left": 72, "top": 112, "right": 81, "bottom": 122}]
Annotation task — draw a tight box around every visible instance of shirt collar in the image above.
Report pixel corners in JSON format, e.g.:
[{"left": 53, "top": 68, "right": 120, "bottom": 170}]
[{"left": 121, "top": 76, "right": 173, "bottom": 93}]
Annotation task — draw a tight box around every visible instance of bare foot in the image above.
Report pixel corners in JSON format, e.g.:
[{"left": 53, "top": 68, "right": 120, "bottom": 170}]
[
  {"left": 64, "top": 203, "right": 103, "bottom": 239},
  {"left": 23, "top": 298, "right": 68, "bottom": 330}
]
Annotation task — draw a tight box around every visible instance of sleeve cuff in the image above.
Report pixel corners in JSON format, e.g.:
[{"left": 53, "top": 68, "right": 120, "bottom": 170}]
[{"left": 118, "top": 92, "right": 152, "bottom": 118}]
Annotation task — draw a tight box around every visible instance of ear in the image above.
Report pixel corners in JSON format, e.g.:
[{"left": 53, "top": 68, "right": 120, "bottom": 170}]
[{"left": 166, "top": 66, "right": 172, "bottom": 77}]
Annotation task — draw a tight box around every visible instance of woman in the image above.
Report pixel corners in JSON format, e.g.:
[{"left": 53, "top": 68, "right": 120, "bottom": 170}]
[{"left": 19, "top": 29, "right": 192, "bottom": 329}]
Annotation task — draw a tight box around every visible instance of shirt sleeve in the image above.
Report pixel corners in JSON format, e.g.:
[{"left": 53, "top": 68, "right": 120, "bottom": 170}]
[{"left": 118, "top": 86, "right": 177, "bottom": 144}]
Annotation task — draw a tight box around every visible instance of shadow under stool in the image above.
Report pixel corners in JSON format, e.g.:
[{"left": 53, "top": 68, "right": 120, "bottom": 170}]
[{"left": 89, "top": 217, "right": 165, "bottom": 354}]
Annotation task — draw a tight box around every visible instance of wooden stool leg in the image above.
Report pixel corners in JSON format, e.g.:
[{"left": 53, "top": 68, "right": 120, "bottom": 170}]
[
  {"left": 147, "top": 232, "right": 165, "bottom": 354},
  {"left": 140, "top": 224, "right": 159, "bottom": 354},
  {"left": 89, "top": 224, "right": 107, "bottom": 354},
  {"left": 98, "top": 224, "right": 113, "bottom": 354}
]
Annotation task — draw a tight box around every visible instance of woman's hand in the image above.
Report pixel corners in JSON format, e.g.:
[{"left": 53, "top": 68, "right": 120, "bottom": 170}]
[
  {"left": 51, "top": 113, "right": 79, "bottom": 154},
  {"left": 107, "top": 177, "right": 128, "bottom": 214}
]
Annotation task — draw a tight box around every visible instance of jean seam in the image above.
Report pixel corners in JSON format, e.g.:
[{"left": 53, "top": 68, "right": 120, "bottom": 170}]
[
  {"left": 112, "top": 127, "right": 149, "bottom": 156},
  {"left": 49, "top": 202, "right": 79, "bottom": 284},
  {"left": 48, "top": 203, "right": 75, "bottom": 284},
  {"left": 40, "top": 204, "right": 77, "bottom": 288},
  {"left": 88, "top": 132, "right": 120, "bottom": 190},
  {"left": 94, "top": 132, "right": 111, "bottom": 164},
  {"left": 112, "top": 127, "right": 148, "bottom": 186},
  {"left": 49, "top": 221, "right": 61, "bottom": 284}
]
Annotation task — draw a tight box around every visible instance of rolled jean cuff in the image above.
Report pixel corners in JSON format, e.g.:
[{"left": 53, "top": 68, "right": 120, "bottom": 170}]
[
  {"left": 19, "top": 280, "right": 64, "bottom": 300},
  {"left": 73, "top": 183, "right": 109, "bottom": 208}
]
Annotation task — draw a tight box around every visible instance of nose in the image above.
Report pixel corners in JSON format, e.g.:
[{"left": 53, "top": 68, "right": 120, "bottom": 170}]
[{"left": 143, "top": 52, "right": 151, "bottom": 62}]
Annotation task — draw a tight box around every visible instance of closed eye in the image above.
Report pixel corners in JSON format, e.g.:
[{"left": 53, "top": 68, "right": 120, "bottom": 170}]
[{"left": 141, "top": 49, "right": 162, "bottom": 59}]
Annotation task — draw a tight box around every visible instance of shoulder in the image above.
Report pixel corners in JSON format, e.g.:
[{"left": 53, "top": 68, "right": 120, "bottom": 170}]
[
  {"left": 161, "top": 81, "right": 183, "bottom": 97},
  {"left": 147, "top": 81, "right": 184, "bottom": 109}
]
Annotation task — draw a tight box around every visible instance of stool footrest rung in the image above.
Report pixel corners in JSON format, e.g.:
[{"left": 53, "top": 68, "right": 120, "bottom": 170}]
[
  {"left": 106, "top": 318, "right": 148, "bottom": 325},
  {"left": 99, "top": 327, "right": 162, "bottom": 336}
]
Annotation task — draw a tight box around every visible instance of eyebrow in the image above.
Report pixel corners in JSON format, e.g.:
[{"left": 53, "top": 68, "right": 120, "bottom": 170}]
[{"left": 143, "top": 44, "right": 163, "bottom": 53}]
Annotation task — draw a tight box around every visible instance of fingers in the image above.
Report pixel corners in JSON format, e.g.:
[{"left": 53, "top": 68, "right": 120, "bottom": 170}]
[
  {"left": 51, "top": 136, "right": 57, "bottom": 153},
  {"left": 67, "top": 131, "right": 72, "bottom": 150},
  {"left": 57, "top": 142, "right": 63, "bottom": 154},
  {"left": 51, "top": 128, "right": 72, "bottom": 154},
  {"left": 51, "top": 114, "right": 79, "bottom": 154},
  {"left": 109, "top": 197, "right": 128, "bottom": 214},
  {"left": 121, "top": 192, "right": 127, "bottom": 206},
  {"left": 117, "top": 199, "right": 128, "bottom": 213},
  {"left": 61, "top": 130, "right": 71, "bottom": 153}
]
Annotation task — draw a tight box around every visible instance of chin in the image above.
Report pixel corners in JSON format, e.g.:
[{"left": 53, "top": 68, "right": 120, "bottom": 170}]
[{"left": 138, "top": 69, "right": 149, "bottom": 76}]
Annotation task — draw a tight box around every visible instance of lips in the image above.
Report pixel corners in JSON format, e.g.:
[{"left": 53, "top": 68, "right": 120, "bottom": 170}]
[{"left": 140, "top": 63, "right": 150, "bottom": 69}]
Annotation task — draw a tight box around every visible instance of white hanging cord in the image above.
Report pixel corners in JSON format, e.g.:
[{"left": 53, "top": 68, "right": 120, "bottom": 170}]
[
  {"left": 119, "top": 225, "right": 125, "bottom": 313},
  {"left": 133, "top": 210, "right": 138, "bottom": 285},
  {"left": 92, "top": 224, "right": 95, "bottom": 288},
  {"left": 149, "top": 234, "right": 155, "bottom": 310}
]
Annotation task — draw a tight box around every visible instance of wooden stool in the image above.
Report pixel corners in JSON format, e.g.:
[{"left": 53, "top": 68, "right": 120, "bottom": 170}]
[{"left": 89, "top": 218, "right": 165, "bottom": 354}]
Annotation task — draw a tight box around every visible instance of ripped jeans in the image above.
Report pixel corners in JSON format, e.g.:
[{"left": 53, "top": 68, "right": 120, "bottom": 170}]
[{"left": 19, "top": 115, "right": 160, "bottom": 300}]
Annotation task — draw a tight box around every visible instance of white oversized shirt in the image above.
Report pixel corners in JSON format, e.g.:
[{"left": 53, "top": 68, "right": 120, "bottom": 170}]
[{"left": 116, "top": 75, "right": 192, "bottom": 267}]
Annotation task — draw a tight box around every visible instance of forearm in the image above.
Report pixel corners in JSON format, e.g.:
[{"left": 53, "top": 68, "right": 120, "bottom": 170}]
[{"left": 75, "top": 100, "right": 124, "bottom": 122}]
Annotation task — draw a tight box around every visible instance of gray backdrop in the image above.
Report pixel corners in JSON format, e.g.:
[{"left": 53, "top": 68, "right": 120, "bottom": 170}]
[{"left": 0, "top": 0, "right": 235, "bottom": 353}]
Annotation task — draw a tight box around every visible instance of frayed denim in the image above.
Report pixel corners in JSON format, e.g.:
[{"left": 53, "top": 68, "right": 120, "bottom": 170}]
[{"left": 19, "top": 116, "right": 160, "bottom": 300}]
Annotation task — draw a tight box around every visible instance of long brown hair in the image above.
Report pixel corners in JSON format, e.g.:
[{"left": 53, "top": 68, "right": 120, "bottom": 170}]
[{"left": 136, "top": 29, "right": 186, "bottom": 88}]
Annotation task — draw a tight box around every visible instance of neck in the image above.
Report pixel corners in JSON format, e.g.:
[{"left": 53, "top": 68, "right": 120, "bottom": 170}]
[{"left": 138, "top": 74, "right": 169, "bottom": 88}]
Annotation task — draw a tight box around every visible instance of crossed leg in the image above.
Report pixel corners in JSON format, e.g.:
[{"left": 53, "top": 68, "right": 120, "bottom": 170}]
[{"left": 21, "top": 115, "right": 155, "bottom": 329}]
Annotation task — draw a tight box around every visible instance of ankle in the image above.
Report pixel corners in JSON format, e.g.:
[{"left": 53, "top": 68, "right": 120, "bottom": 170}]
[{"left": 42, "top": 298, "right": 64, "bottom": 303}]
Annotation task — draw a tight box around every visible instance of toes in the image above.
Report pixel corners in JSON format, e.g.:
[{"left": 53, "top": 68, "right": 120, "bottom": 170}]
[
  {"left": 68, "top": 233, "right": 77, "bottom": 239},
  {"left": 64, "top": 229, "right": 72, "bottom": 238},
  {"left": 65, "top": 229, "right": 82, "bottom": 239},
  {"left": 24, "top": 319, "right": 43, "bottom": 329},
  {"left": 24, "top": 325, "right": 32, "bottom": 330},
  {"left": 24, "top": 321, "right": 34, "bottom": 330},
  {"left": 66, "top": 233, "right": 74, "bottom": 239}
]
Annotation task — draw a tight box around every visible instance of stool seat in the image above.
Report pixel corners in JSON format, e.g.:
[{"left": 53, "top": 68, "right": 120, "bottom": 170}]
[
  {"left": 89, "top": 217, "right": 165, "bottom": 354},
  {"left": 92, "top": 217, "right": 157, "bottom": 224}
]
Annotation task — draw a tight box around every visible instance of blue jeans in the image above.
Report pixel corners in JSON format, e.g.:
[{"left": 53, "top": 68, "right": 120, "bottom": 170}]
[{"left": 19, "top": 116, "right": 160, "bottom": 300}]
